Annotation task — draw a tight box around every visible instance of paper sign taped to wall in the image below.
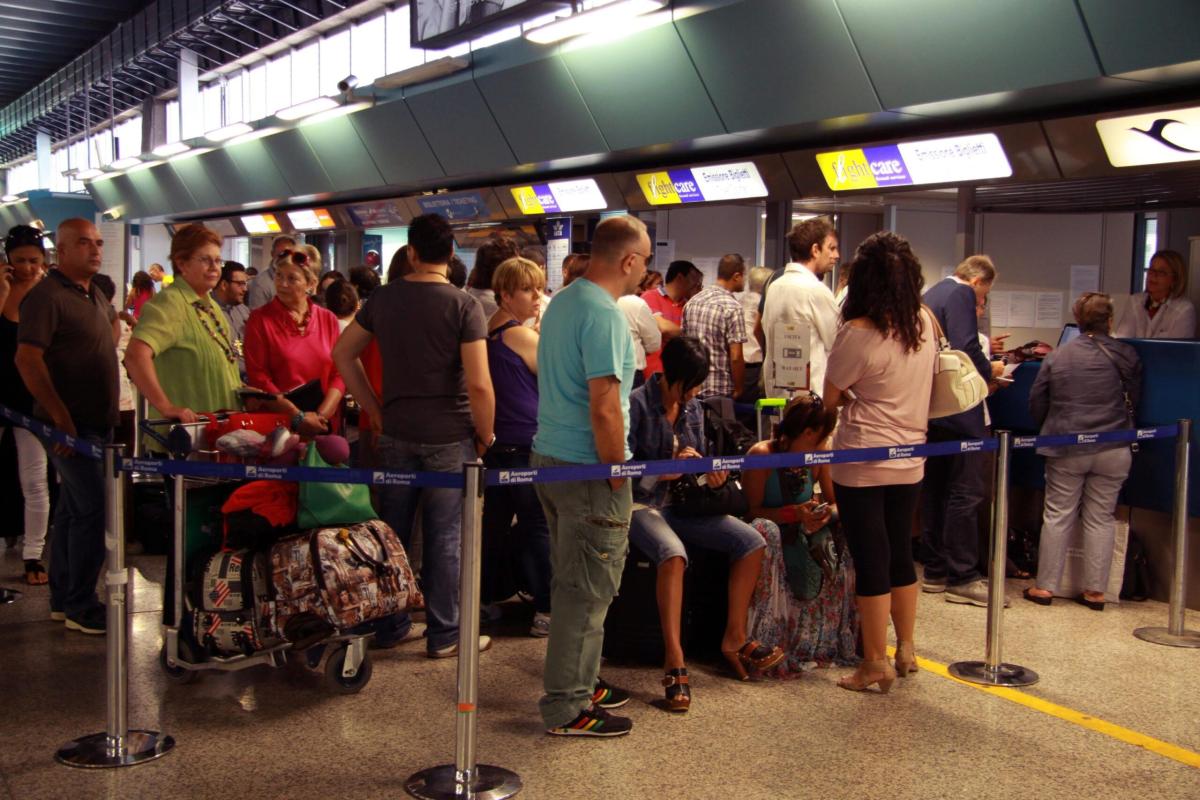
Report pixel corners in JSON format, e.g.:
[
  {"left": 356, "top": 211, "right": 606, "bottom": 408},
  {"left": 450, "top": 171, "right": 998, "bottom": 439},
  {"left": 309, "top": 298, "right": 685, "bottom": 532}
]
[{"left": 772, "top": 321, "right": 812, "bottom": 391}]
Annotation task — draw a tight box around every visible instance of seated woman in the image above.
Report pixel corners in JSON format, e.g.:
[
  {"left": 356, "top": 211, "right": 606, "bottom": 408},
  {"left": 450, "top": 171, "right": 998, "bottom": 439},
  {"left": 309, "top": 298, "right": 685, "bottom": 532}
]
[
  {"left": 743, "top": 396, "right": 860, "bottom": 676},
  {"left": 1025, "top": 292, "right": 1142, "bottom": 610},
  {"left": 243, "top": 247, "right": 345, "bottom": 437},
  {"left": 628, "top": 336, "right": 783, "bottom": 713}
]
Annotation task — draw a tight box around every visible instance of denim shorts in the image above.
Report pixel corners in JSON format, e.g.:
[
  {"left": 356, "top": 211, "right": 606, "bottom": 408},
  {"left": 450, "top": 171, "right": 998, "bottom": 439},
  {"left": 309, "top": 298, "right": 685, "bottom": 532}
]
[{"left": 629, "top": 505, "right": 765, "bottom": 566}]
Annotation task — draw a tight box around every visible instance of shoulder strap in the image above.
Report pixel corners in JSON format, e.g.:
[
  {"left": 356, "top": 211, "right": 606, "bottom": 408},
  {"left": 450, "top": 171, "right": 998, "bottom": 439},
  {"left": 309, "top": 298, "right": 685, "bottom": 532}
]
[
  {"left": 488, "top": 319, "right": 520, "bottom": 339},
  {"left": 921, "top": 305, "right": 948, "bottom": 350},
  {"left": 1088, "top": 334, "right": 1138, "bottom": 445}
]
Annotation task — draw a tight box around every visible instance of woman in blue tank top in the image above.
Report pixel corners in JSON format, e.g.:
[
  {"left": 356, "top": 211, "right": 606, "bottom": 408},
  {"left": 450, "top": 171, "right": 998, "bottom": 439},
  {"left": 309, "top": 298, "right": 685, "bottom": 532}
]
[{"left": 480, "top": 257, "right": 552, "bottom": 637}]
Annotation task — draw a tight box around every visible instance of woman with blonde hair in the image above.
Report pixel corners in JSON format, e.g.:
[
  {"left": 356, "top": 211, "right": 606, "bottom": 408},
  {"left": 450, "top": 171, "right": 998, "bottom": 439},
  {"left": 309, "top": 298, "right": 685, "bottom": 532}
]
[{"left": 1115, "top": 249, "right": 1195, "bottom": 339}]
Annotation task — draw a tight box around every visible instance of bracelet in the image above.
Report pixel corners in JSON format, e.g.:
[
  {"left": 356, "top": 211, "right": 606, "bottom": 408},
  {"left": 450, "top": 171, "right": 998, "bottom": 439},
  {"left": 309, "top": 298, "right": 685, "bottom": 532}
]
[
  {"left": 777, "top": 505, "right": 801, "bottom": 524},
  {"left": 290, "top": 412, "right": 305, "bottom": 432}
]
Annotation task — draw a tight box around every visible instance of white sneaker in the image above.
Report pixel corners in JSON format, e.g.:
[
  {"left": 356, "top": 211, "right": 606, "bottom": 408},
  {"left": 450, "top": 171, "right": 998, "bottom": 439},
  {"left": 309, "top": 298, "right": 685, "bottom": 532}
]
[
  {"left": 945, "top": 579, "right": 1011, "bottom": 608},
  {"left": 530, "top": 612, "right": 551, "bottom": 638},
  {"left": 428, "top": 635, "right": 492, "bottom": 659}
]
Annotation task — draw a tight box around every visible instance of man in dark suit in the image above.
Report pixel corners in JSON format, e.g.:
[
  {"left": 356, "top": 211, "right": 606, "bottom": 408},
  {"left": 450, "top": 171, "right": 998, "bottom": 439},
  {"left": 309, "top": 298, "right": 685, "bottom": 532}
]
[{"left": 921, "top": 255, "right": 1004, "bottom": 607}]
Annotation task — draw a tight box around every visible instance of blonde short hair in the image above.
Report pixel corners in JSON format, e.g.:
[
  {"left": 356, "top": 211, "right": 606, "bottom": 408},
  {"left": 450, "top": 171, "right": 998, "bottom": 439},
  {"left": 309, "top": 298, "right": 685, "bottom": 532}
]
[
  {"left": 274, "top": 244, "right": 321, "bottom": 287},
  {"left": 492, "top": 256, "right": 546, "bottom": 297},
  {"left": 1149, "top": 250, "right": 1188, "bottom": 298},
  {"left": 954, "top": 254, "right": 996, "bottom": 284},
  {"left": 1073, "top": 292, "right": 1114, "bottom": 335}
]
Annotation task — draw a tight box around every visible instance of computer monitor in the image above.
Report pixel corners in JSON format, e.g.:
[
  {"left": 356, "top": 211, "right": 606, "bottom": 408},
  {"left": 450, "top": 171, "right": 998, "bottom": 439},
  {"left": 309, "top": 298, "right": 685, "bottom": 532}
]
[{"left": 1057, "top": 323, "right": 1081, "bottom": 348}]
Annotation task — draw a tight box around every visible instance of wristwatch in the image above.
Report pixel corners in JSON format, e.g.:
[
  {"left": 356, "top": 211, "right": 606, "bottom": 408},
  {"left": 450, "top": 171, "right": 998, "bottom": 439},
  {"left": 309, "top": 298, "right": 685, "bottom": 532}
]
[{"left": 476, "top": 432, "right": 496, "bottom": 450}]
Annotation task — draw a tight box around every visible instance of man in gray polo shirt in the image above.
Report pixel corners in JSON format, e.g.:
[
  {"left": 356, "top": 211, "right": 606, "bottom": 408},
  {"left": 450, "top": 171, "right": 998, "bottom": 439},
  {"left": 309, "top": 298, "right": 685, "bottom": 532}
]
[{"left": 15, "top": 218, "right": 119, "bottom": 635}]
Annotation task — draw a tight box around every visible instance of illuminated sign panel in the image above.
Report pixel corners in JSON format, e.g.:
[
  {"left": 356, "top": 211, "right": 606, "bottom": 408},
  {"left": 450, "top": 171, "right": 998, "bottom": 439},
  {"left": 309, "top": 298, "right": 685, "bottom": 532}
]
[
  {"left": 636, "top": 162, "right": 767, "bottom": 206},
  {"left": 1096, "top": 107, "right": 1200, "bottom": 168},
  {"left": 287, "top": 208, "right": 336, "bottom": 230},
  {"left": 816, "top": 133, "right": 1012, "bottom": 191},
  {"left": 241, "top": 213, "right": 281, "bottom": 234},
  {"left": 510, "top": 179, "right": 607, "bottom": 215}
]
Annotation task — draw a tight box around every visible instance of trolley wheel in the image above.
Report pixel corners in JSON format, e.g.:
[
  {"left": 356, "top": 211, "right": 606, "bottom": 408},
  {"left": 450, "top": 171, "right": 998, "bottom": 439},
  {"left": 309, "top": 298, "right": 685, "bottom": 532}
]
[
  {"left": 160, "top": 639, "right": 201, "bottom": 685},
  {"left": 324, "top": 643, "right": 372, "bottom": 694}
]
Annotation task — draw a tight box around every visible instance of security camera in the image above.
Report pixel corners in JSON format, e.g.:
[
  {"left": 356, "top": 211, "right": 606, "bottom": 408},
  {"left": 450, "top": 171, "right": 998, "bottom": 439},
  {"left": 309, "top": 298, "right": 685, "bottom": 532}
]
[{"left": 337, "top": 75, "right": 359, "bottom": 93}]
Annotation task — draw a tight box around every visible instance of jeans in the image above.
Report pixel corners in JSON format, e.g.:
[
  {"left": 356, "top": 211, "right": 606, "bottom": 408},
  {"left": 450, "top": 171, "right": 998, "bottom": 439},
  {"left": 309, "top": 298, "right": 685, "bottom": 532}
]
[
  {"left": 482, "top": 446, "right": 552, "bottom": 614},
  {"left": 46, "top": 429, "right": 110, "bottom": 617},
  {"left": 629, "top": 506, "right": 764, "bottom": 566},
  {"left": 375, "top": 435, "right": 475, "bottom": 652},
  {"left": 532, "top": 452, "right": 631, "bottom": 728},
  {"left": 920, "top": 429, "right": 986, "bottom": 586},
  {"left": 2, "top": 425, "right": 51, "bottom": 561}
]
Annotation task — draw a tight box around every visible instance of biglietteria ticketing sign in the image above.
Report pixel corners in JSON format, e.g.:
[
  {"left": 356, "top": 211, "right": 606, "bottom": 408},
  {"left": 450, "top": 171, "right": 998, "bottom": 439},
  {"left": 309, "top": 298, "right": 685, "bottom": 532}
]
[
  {"left": 636, "top": 161, "right": 768, "bottom": 205},
  {"left": 816, "top": 133, "right": 1012, "bottom": 191}
]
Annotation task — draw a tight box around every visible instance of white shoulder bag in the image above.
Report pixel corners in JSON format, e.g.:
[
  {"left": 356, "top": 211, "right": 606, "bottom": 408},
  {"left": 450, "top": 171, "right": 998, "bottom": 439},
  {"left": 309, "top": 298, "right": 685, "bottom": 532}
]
[{"left": 924, "top": 307, "right": 989, "bottom": 419}]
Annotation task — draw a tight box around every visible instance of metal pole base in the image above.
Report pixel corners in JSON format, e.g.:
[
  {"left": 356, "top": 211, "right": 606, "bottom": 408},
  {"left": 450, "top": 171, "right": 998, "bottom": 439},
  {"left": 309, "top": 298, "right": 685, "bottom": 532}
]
[
  {"left": 1133, "top": 627, "right": 1200, "bottom": 648},
  {"left": 55, "top": 730, "right": 175, "bottom": 769},
  {"left": 406, "top": 764, "right": 522, "bottom": 800},
  {"left": 0, "top": 587, "right": 22, "bottom": 604},
  {"left": 948, "top": 661, "right": 1039, "bottom": 687}
]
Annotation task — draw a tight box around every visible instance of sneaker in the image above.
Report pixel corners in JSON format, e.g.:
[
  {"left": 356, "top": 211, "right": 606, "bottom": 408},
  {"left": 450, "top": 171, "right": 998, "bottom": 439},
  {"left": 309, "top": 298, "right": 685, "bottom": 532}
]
[
  {"left": 428, "top": 635, "right": 492, "bottom": 659},
  {"left": 547, "top": 705, "right": 632, "bottom": 738},
  {"left": 65, "top": 606, "right": 107, "bottom": 635},
  {"left": 529, "top": 612, "right": 551, "bottom": 638},
  {"left": 921, "top": 575, "right": 948, "bottom": 593},
  {"left": 372, "top": 621, "right": 426, "bottom": 650},
  {"left": 50, "top": 610, "right": 66, "bottom": 622},
  {"left": 945, "top": 579, "right": 1010, "bottom": 608},
  {"left": 591, "top": 678, "right": 630, "bottom": 709}
]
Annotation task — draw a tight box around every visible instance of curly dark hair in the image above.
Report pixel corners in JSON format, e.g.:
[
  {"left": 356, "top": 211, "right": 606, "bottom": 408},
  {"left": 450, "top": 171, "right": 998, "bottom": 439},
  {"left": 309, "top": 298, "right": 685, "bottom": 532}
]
[
  {"left": 468, "top": 237, "right": 520, "bottom": 290},
  {"left": 841, "top": 231, "right": 926, "bottom": 353}
]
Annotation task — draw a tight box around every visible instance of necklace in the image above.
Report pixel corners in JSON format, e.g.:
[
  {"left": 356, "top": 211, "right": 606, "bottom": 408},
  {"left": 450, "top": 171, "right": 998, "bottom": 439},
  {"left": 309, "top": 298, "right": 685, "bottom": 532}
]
[
  {"left": 285, "top": 302, "right": 311, "bottom": 334},
  {"left": 192, "top": 300, "right": 237, "bottom": 365}
]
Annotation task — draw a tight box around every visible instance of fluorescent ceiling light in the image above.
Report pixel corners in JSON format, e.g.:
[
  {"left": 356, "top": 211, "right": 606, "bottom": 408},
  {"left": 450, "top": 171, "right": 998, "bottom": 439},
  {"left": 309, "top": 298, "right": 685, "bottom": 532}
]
[
  {"left": 206, "top": 122, "right": 254, "bottom": 142},
  {"left": 224, "top": 126, "right": 283, "bottom": 147},
  {"left": 125, "top": 159, "right": 160, "bottom": 174},
  {"left": 524, "top": 0, "right": 665, "bottom": 44},
  {"left": 298, "top": 101, "right": 373, "bottom": 127},
  {"left": 276, "top": 96, "right": 339, "bottom": 121},
  {"left": 109, "top": 156, "right": 143, "bottom": 170},
  {"left": 152, "top": 141, "right": 191, "bottom": 158},
  {"left": 170, "top": 147, "right": 213, "bottom": 162},
  {"left": 76, "top": 168, "right": 104, "bottom": 181},
  {"left": 374, "top": 57, "right": 469, "bottom": 90}
]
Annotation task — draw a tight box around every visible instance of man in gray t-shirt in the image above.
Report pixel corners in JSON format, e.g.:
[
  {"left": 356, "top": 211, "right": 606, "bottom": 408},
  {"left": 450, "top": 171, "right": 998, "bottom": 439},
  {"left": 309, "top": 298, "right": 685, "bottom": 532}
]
[{"left": 334, "top": 213, "right": 495, "bottom": 657}]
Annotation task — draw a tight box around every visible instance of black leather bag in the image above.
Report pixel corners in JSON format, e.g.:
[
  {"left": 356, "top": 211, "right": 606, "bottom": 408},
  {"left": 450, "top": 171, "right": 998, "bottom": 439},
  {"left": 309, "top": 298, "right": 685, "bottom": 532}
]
[{"left": 668, "top": 474, "right": 749, "bottom": 518}]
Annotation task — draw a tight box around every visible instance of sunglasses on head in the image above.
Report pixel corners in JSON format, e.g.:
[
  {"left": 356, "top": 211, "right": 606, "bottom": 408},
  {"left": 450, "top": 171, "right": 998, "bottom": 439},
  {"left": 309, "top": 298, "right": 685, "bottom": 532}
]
[{"left": 279, "top": 249, "right": 308, "bottom": 267}]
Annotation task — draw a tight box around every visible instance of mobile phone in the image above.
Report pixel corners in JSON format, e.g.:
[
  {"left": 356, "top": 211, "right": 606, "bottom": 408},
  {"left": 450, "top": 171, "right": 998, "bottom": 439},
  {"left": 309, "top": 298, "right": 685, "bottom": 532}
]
[{"left": 812, "top": 502, "right": 830, "bottom": 515}]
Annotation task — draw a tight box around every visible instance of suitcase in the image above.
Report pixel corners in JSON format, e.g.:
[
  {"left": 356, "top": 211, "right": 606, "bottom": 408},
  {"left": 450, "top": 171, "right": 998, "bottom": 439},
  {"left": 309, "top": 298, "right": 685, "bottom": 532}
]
[
  {"left": 194, "top": 549, "right": 277, "bottom": 657},
  {"left": 268, "top": 520, "right": 421, "bottom": 641}
]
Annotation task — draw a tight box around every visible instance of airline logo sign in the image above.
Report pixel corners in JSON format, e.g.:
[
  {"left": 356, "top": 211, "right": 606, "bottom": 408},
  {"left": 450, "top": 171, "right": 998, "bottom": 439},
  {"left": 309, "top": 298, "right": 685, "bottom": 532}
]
[
  {"left": 817, "top": 133, "right": 1012, "bottom": 191},
  {"left": 510, "top": 179, "right": 607, "bottom": 214},
  {"left": 636, "top": 162, "right": 767, "bottom": 205},
  {"left": 1096, "top": 107, "right": 1200, "bottom": 167}
]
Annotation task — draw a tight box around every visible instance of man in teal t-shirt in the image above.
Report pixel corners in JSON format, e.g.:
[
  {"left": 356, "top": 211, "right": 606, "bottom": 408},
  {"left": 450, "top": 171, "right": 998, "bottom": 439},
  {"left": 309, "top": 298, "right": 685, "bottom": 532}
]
[{"left": 532, "top": 215, "right": 647, "bottom": 738}]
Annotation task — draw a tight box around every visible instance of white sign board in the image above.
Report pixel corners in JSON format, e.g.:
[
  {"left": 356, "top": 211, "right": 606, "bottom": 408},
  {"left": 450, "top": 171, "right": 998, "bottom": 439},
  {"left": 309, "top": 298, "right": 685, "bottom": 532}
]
[
  {"left": 772, "top": 321, "right": 812, "bottom": 391},
  {"left": 1097, "top": 107, "right": 1200, "bottom": 168}
]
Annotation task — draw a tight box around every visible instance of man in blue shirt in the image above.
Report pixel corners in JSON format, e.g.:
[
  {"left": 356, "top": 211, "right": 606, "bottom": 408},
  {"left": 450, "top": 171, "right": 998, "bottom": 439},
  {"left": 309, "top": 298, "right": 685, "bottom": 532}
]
[{"left": 533, "top": 215, "right": 647, "bottom": 737}]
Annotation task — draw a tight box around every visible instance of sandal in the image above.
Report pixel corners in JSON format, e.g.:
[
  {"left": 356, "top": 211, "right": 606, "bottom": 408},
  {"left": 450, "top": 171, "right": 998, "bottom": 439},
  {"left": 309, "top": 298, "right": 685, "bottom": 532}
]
[
  {"left": 24, "top": 560, "right": 48, "bottom": 586},
  {"left": 661, "top": 668, "right": 690, "bottom": 713},
  {"left": 721, "top": 640, "right": 784, "bottom": 681}
]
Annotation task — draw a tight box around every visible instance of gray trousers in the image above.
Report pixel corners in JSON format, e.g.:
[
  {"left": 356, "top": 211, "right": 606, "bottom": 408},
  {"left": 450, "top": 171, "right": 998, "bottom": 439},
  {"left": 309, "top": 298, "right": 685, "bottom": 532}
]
[{"left": 1036, "top": 448, "right": 1132, "bottom": 595}]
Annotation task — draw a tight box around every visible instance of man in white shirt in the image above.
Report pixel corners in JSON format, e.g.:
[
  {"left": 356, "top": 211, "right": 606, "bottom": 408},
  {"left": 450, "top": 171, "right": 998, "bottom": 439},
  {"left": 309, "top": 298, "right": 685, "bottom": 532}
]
[
  {"left": 757, "top": 217, "right": 840, "bottom": 398},
  {"left": 616, "top": 293, "right": 661, "bottom": 390}
]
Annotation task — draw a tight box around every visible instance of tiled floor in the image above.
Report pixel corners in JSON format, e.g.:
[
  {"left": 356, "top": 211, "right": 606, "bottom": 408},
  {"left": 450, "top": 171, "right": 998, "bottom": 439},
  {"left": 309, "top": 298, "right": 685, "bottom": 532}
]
[{"left": 2, "top": 542, "right": 1198, "bottom": 800}]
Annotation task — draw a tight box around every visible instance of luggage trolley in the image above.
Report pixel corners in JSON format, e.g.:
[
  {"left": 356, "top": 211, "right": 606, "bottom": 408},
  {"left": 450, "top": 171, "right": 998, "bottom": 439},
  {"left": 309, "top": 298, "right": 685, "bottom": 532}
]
[{"left": 140, "top": 417, "right": 373, "bottom": 694}]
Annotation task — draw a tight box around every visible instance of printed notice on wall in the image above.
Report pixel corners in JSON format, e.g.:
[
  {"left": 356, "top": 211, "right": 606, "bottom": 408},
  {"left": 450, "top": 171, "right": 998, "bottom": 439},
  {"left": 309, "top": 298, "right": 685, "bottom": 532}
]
[
  {"left": 1070, "top": 265, "right": 1100, "bottom": 300},
  {"left": 1035, "top": 291, "right": 1064, "bottom": 328},
  {"left": 692, "top": 257, "right": 720, "bottom": 286},
  {"left": 655, "top": 240, "right": 675, "bottom": 268},
  {"left": 1008, "top": 291, "right": 1037, "bottom": 328},
  {"left": 544, "top": 216, "right": 571, "bottom": 294},
  {"left": 989, "top": 290, "right": 1011, "bottom": 327}
]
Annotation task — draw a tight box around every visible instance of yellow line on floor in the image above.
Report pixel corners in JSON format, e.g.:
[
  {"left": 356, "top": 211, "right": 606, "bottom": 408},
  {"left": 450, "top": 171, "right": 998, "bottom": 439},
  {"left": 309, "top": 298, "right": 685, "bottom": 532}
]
[{"left": 889, "top": 647, "right": 1200, "bottom": 769}]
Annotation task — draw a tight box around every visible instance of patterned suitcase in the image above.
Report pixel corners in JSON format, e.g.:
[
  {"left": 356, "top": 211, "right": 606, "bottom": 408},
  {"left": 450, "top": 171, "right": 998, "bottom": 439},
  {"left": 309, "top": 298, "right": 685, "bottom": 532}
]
[
  {"left": 194, "top": 550, "right": 277, "bottom": 656},
  {"left": 268, "top": 520, "right": 421, "bottom": 640}
]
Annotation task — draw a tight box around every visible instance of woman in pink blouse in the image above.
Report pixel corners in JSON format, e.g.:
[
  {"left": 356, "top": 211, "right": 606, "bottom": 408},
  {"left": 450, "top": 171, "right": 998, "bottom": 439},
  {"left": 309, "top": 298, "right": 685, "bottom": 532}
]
[
  {"left": 822, "top": 232, "right": 935, "bottom": 694},
  {"left": 244, "top": 246, "right": 344, "bottom": 437}
]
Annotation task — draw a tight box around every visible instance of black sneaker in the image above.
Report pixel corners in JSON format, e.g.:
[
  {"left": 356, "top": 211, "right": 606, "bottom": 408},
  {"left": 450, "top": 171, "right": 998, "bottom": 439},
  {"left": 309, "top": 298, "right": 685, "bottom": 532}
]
[
  {"left": 65, "top": 606, "right": 106, "bottom": 635},
  {"left": 547, "top": 705, "right": 632, "bottom": 738},
  {"left": 591, "top": 678, "right": 630, "bottom": 709}
]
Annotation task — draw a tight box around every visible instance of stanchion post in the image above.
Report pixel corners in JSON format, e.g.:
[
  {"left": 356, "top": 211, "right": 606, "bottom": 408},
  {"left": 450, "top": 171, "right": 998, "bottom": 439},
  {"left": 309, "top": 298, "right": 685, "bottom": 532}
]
[
  {"left": 133, "top": 390, "right": 147, "bottom": 459},
  {"left": 949, "top": 430, "right": 1039, "bottom": 687},
  {"left": 1134, "top": 418, "right": 1200, "bottom": 647},
  {"left": 55, "top": 444, "right": 175, "bottom": 768},
  {"left": 406, "top": 462, "right": 522, "bottom": 800}
]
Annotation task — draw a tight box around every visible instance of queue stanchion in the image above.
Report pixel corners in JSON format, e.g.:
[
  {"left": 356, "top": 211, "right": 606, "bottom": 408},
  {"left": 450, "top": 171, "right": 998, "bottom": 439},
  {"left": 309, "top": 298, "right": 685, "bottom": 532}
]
[
  {"left": 56, "top": 444, "right": 175, "bottom": 768},
  {"left": 132, "top": 390, "right": 147, "bottom": 459},
  {"left": 1134, "top": 418, "right": 1200, "bottom": 648},
  {"left": 949, "top": 430, "right": 1039, "bottom": 687},
  {"left": 406, "top": 461, "right": 522, "bottom": 800}
]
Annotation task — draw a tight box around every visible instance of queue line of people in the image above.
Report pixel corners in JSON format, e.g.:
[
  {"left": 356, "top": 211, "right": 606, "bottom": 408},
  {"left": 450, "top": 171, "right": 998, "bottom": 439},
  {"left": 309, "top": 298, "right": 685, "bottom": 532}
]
[{"left": 0, "top": 213, "right": 1190, "bottom": 741}]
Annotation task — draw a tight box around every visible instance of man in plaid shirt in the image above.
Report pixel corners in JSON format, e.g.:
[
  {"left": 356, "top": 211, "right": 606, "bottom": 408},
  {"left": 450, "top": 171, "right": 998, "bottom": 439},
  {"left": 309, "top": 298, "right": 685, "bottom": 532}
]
[{"left": 682, "top": 253, "right": 748, "bottom": 399}]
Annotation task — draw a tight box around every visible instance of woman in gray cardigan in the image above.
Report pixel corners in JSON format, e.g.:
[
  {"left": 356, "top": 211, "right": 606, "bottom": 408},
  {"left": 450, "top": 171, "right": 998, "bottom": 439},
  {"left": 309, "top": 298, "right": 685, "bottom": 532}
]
[{"left": 1024, "top": 293, "right": 1142, "bottom": 611}]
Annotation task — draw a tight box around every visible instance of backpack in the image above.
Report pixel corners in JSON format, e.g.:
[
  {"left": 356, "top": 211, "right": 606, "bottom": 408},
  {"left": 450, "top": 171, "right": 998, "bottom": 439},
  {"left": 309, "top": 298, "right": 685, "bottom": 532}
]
[
  {"left": 701, "top": 401, "right": 757, "bottom": 457},
  {"left": 1120, "top": 531, "right": 1151, "bottom": 601}
]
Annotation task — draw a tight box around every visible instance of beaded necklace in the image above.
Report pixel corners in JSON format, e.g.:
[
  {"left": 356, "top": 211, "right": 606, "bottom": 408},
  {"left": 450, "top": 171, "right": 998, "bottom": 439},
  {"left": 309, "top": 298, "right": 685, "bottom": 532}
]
[{"left": 191, "top": 300, "right": 237, "bottom": 365}]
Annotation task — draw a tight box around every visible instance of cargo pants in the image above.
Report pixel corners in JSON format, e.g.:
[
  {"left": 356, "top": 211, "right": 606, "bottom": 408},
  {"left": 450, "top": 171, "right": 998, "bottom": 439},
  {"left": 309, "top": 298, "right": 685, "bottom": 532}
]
[{"left": 531, "top": 452, "right": 631, "bottom": 728}]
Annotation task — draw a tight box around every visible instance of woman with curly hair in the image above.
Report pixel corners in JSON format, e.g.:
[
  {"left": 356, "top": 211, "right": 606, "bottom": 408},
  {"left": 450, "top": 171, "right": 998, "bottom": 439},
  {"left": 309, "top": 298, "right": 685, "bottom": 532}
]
[{"left": 823, "top": 231, "right": 935, "bottom": 694}]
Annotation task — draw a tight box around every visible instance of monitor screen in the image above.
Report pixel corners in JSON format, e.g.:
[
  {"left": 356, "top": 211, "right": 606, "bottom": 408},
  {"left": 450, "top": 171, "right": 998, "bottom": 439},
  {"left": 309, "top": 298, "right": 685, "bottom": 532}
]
[{"left": 1057, "top": 323, "right": 1081, "bottom": 348}]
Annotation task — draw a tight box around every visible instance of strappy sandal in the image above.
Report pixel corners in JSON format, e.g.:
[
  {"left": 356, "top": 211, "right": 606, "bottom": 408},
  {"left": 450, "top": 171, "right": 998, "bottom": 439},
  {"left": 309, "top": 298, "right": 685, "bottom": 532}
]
[
  {"left": 721, "top": 640, "right": 785, "bottom": 681},
  {"left": 24, "top": 560, "right": 48, "bottom": 586},
  {"left": 661, "top": 668, "right": 690, "bottom": 713}
]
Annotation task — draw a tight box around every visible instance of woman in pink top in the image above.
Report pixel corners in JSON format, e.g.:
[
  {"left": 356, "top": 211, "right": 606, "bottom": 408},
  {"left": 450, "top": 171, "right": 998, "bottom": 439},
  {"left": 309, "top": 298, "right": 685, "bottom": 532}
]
[
  {"left": 244, "top": 247, "right": 344, "bottom": 437},
  {"left": 823, "top": 232, "right": 935, "bottom": 694}
]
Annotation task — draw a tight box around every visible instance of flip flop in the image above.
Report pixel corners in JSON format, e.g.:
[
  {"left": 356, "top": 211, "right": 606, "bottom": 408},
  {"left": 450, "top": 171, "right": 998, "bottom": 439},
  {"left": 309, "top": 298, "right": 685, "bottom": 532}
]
[{"left": 24, "top": 560, "right": 49, "bottom": 586}]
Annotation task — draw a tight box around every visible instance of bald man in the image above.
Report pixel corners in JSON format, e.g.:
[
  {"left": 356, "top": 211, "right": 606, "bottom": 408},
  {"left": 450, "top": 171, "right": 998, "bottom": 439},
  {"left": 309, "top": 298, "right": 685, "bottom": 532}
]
[{"left": 15, "top": 218, "right": 119, "bottom": 635}]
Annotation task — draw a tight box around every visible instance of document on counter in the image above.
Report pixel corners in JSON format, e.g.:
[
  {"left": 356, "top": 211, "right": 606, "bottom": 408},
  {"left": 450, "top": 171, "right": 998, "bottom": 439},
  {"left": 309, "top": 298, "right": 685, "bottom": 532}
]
[
  {"left": 989, "top": 290, "right": 1011, "bottom": 327},
  {"left": 1008, "top": 291, "right": 1037, "bottom": 328},
  {"left": 1035, "top": 291, "right": 1064, "bottom": 328},
  {"left": 1070, "top": 265, "right": 1100, "bottom": 299}
]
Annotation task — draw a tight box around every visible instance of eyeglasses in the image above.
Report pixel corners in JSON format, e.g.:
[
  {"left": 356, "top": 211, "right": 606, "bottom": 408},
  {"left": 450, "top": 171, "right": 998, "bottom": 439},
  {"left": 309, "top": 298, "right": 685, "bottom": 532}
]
[
  {"left": 279, "top": 249, "right": 309, "bottom": 267},
  {"left": 1147, "top": 267, "right": 1171, "bottom": 277},
  {"left": 228, "top": 279, "right": 248, "bottom": 287},
  {"left": 632, "top": 251, "right": 653, "bottom": 267}
]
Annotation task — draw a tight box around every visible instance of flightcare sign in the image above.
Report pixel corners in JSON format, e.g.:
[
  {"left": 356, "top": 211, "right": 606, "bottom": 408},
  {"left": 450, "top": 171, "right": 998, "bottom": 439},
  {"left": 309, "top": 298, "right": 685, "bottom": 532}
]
[{"left": 816, "top": 133, "right": 1012, "bottom": 191}]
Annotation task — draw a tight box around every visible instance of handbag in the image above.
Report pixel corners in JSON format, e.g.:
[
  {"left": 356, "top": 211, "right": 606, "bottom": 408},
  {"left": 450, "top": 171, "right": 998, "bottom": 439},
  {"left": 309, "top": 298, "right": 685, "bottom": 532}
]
[
  {"left": 297, "top": 441, "right": 376, "bottom": 529},
  {"left": 668, "top": 473, "right": 749, "bottom": 518},
  {"left": 782, "top": 524, "right": 840, "bottom": 602},
  {"left": 924, "top": 307, "right": 989, "bottom": 419},
  {"left": 1089, "top": 334, "right": 1139, "bottom": 454}
]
